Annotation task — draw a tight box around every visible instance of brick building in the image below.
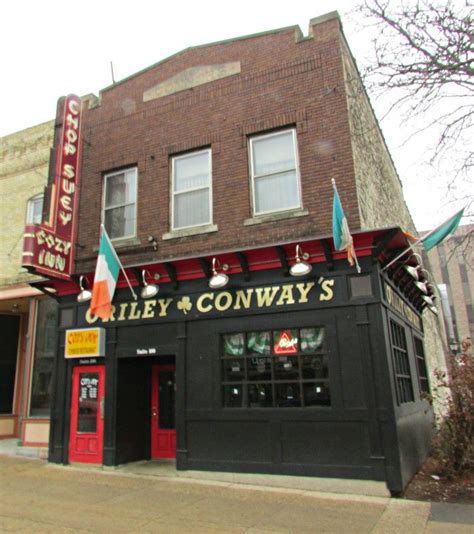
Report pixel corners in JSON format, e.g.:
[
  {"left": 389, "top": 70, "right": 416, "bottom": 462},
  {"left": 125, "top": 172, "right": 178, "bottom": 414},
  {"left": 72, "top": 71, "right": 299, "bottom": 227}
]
[
  {"left": 0, "top": 120, "right": 56, "bottom": 451},
  {"left": 22, "top": 13, "right": 447, "bottom": 493},
  {"left": 427, "top": 224, "right": 473, "bottom": 354}
]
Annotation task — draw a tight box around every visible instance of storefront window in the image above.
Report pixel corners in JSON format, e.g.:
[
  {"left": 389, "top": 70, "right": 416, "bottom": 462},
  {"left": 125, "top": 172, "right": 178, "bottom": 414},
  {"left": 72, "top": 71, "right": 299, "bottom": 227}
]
[
  {"left": 30, "top": 298, "right": 58, "bottom": 417},
  {"left": 247, "top": 331, "right": 271, "bottom": 354},
  {"left": 414, "top": 336, "right": 430, "bottom": 397},
  {"left": 0, "top": 315, "right": 20, "bottom": 414},
  {"left": 223, "top": 333, "right": 245, "bottom": 356},
  {"left": 221, "top": 327, "right": 329, "bottom": 408},
  {"left": 389, "top": 319, "right": 414, "bottom": 404}
]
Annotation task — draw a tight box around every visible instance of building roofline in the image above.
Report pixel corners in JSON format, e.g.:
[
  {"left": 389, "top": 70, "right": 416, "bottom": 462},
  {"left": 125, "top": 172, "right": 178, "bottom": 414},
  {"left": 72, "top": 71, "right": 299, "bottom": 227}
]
[{"left": 100, "top": 24, "right": 300, "bottom": 95}]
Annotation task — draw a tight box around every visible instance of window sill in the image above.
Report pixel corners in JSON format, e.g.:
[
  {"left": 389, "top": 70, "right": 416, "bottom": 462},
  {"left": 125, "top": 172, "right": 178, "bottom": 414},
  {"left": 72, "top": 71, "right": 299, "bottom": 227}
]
[
  {"left": 244, "top": 208, "right": 309, "bottom": 226},
  {"left": 162, "top": 224, "right": 218, "bottom": 240},
  {"left": 92, "top": 237, "right": 141, "bottom": 252}
]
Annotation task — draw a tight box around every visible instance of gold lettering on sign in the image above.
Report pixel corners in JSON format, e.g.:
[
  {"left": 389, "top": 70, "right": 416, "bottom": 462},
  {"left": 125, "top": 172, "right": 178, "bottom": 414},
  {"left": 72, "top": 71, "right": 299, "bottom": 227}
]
[
  {"left": 385, "top": 284, "right": 421, "bottom": 330},
  {"left": 255, "top": 286, "right": 280, "bottom": 307},
  {"left": 233, "top": 289, "right": 254, "bottom": 310},
  {"left": 319, "top": 280, "right": 334, "bottom": 302},
  {"left": 276, "top": 284, "right": 296, "bottom": 306},
  {"left": 215, "top": 292, "right": 233, "bottom": 312},
  {"left": 82, "top": 280, "right": 336, "bottom": 325},
  {"left": 85, "top": 309, "right": 99, "bottom": 324},
  {"left": 142, "top": 299, "right": 156, "bottom": 319},
  {"left": 197, "top": 293, "right": 214, "bottom": 313},
  {"left": 118, "top": 302, "right": 128, "bottom": 321},
  {"left": 157, "top": 298, "right": 173, "bottom": 317},
  {"left": 296, "top": 282, "right": 315, "bottom": 303},
  {"left": 129, "top": 302, "right": 141, "bottom": 320}
]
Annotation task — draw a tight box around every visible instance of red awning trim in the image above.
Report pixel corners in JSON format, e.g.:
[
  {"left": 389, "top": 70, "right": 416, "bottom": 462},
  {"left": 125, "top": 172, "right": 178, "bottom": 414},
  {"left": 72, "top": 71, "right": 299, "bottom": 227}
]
[{"left": 34, "top": 227, "right": 411, "bottom": 298}]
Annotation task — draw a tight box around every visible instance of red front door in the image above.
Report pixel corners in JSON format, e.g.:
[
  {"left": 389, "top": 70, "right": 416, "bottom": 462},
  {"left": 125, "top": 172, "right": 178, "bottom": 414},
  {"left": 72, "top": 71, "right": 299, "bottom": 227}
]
[
  {"left": 151, "top": 364, "right": 176, "bottom": 459},
  {"left": 69, "top": 365, "right": 105, "bottom": 464}
]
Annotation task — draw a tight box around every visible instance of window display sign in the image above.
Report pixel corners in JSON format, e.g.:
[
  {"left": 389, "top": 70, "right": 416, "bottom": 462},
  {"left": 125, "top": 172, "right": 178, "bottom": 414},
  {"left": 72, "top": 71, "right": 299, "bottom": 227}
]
[
  {"left": 65, "top": 328, "right": 105, "bottom": 358},
  {"left": 274, "top": 330, "right": 298, "bottom": 354},
  {"left": 22, "top": 94, "right": 82, "bottom": 280}
]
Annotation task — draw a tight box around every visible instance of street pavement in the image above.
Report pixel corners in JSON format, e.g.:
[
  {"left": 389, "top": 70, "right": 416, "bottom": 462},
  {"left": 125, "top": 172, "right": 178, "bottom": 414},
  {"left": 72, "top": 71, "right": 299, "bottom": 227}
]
[{"left": 0, "top": 455, "right": 472, "bottom": 533}]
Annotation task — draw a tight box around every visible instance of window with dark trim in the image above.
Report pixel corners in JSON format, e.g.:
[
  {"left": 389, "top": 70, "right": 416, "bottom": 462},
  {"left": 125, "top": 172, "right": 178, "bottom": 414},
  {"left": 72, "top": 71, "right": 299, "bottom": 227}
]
[
  {"left": 414, "top": 336, "right": 430, "bottom": 396},
  {"left": 221, "top": 327, "right": 329, "bottom": 408},
  {"left": 30, "top": 298, "right": 58, "bottom": 417},
  {"left": 389, "top": 320, "right": 414, "bottom": 404}
]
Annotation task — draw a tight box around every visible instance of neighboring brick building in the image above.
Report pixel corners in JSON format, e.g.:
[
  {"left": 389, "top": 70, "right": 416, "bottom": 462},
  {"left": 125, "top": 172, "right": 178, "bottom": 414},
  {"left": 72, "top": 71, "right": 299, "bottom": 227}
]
[
  {"left": 22, "top": 13, "right": 447, "bottom": 493},
  {"left": 427, "top": 224, "right": 473, "bottom": 353},
  {"left": 0, "top": 120, "right": 56, "bottom": 451}
]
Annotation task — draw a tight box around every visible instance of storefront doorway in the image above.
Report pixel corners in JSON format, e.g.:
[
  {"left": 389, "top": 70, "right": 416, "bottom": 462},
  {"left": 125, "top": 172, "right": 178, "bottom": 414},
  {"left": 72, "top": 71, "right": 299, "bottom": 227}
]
[
  {"left": 69, "top": 365, "right": 105, "bottom": 464},
  {"left": 151, "top": 364, "right": 176, "bottom": 459}
]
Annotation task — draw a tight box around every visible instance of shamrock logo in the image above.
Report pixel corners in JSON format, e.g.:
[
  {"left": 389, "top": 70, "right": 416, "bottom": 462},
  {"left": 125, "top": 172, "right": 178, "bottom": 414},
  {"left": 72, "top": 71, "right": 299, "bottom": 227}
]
[{"left": 177, "top": 296, "right": 192, "bottom": 315}]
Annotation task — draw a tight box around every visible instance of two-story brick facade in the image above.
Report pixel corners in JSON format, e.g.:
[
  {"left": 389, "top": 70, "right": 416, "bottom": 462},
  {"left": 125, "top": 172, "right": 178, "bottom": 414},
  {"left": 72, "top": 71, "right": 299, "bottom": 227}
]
[{"left": 22, "top": 13, "right": 446, "bottom": 493}]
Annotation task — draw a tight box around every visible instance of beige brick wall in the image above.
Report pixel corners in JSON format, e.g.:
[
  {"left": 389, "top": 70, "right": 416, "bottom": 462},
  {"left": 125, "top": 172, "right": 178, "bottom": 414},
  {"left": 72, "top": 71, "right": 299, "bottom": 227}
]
[
  {"left": 341, "top": 40, "right": 415, "bottom": 234},
  {"left": 0, "top": 121, "right": 53, "bottom": 288}
]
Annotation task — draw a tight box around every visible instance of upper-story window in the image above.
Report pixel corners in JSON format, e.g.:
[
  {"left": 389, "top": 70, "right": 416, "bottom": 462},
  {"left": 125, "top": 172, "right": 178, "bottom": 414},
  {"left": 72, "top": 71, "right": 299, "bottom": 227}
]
[
  {"left": 249, "top": 129, "right": 301, "bottom": 216},
  {"left": 103, "top": 168, "right": 137, "bottom": 240},
  {"left": 26, "top": 194, "right": 44, "bottom": 224},
  {"left": 171, "top": 149, "right": 212, "bottom": 230}
]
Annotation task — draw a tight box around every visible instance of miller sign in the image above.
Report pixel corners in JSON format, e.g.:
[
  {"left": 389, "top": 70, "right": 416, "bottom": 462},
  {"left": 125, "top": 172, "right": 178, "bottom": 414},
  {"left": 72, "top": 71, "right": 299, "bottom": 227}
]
[{"left": 22, "top": 94, "right": 82, "bottom": 279}]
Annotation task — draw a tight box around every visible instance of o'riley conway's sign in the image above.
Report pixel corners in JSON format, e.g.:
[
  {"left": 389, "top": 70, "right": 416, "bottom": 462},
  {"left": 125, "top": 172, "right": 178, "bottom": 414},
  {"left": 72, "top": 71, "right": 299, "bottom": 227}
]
[
  {"left": 384, "top": 283, "right": 422, "bottom": 330},
  {"left": 84, "top": 279, "right": 336, "bottom": 325}
]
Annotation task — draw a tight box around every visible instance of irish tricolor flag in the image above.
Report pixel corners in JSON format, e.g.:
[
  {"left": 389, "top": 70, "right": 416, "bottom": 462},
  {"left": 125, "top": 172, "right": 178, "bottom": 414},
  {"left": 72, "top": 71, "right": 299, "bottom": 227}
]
[
  {"left": 332, "top": 179, "right": 361, "bottom": 273},
  {"left": 90, "top": 226, "right": 120, "bottom": 320}
]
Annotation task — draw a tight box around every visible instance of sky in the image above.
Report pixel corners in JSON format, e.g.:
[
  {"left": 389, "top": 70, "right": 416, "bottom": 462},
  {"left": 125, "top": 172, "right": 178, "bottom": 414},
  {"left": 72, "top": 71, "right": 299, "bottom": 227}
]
[{"left": 1, "top": 0, "right": 470, "bottom": 231}]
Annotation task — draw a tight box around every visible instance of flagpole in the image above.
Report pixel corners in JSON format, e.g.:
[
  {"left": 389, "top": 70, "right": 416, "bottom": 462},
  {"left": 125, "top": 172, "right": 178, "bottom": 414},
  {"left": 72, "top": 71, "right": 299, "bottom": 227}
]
[
  {"left": 381, "top": 242, "right": 422, "bottom": 272},
  {"left": 381, "top": 207, "right": 465, "bottom": 272},
  {"left": 101, "top": 225, "right": 138, "bottom": 300}
]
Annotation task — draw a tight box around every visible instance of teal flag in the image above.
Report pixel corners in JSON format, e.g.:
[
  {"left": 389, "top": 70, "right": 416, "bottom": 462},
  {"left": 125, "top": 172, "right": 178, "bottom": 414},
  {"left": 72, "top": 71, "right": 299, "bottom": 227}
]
[{"left": 422, "top": 208, "right": 464, "bottom": 251}]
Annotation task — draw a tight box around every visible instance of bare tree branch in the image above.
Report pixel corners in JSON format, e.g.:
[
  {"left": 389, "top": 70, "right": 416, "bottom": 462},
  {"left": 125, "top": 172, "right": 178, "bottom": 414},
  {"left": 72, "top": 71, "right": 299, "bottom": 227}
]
[{"left": 355, "top": 0, "right": 473, "bottom": 207}]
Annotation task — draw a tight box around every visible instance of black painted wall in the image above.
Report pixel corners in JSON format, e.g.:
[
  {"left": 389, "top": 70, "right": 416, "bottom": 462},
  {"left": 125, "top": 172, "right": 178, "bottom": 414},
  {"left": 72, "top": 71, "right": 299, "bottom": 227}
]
[{"left": 47, "top": 263, "right": 434, "bottom": 493}]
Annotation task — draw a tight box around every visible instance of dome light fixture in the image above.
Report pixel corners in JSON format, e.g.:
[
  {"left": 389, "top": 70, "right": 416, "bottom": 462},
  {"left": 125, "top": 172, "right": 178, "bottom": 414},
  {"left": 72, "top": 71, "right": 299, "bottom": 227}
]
[
  {"left": 289, "top": 245, "right": 312, "bottom": 277},
  {"left": 414, "top": 280, "right": 429, "bottom": 294},
  {"left": 422, "top": 294, "right": 435, "bottom": 306},
  {"left": 403, "top": 264, "right": 420, "bottom": 280},
  {"left": 140, "top": 270, "right": 159, "bottom": 299},
  {"left": 402, "top": 252, "right": 423, "bottom": 280},
  {"left": 77, "top": 275, "right": 92, "bottom": 303},
  {"left": 209, "top": 258, "right": 229, "bottom": 289}
]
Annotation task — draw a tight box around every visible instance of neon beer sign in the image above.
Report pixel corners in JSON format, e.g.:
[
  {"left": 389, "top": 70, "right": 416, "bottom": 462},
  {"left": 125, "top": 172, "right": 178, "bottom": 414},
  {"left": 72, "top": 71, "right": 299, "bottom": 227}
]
[{"left": 274, "top": 331, "right": 298, "bottom": 354}]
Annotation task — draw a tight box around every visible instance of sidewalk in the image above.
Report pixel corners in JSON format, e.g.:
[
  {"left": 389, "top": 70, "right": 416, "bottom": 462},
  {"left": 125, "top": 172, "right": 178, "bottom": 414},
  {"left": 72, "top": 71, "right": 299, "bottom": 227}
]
[{"left": 0, "top": 452, "right": 472, "bottom": 532}]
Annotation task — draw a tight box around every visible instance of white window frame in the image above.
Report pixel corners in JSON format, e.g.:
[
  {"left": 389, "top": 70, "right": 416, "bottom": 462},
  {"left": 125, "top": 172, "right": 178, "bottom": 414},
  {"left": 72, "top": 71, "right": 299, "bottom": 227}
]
[
  {"left": 249, "top": 128, "right": 302, "bottom": 217},
  {"left": 171, "top": 148, "right": 212, "bottom": 231},
  {"left": 102, "top": 167, "right": 138, "bottom": 241},
  {"left": 26, "top": 194, "right": 44, "bottom": 224}
]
